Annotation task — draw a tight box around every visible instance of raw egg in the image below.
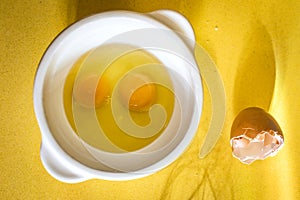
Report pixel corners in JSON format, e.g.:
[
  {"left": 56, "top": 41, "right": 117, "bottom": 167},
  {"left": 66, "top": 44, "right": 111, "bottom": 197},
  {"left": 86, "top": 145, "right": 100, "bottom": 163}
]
[
  {"left": 230, "top": 107, "right": 284, "bottom": 164},
  {"left": 118, "top": 73, "right": 156, "bottom": 112},
  {"left": 73, "top": 74, "right": 110, "bottom": 108},
  {"left": 64, "top": 44, "right": 175, "bottom": 151}
]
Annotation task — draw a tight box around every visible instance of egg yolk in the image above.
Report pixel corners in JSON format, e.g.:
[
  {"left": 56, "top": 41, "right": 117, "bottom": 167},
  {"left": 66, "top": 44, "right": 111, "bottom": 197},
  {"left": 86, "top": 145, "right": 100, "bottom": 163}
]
[
  {"left": 119, "top": 73, "right": 156, "bottom": 112},
  {"left": 73, "top": 74, "right": 110, "bottom": 108}
]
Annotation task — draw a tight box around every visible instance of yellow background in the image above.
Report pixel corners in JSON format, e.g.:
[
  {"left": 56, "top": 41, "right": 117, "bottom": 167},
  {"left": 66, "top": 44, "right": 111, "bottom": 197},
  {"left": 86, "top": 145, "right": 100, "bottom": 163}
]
[{"left": 1, "top": 0, "right": 299, "bottom": 199}]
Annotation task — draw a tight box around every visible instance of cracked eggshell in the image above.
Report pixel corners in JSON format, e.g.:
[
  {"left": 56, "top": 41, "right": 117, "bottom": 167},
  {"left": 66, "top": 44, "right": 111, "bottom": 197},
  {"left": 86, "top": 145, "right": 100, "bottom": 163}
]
[
  {"left": 230, "top": 107, "right": 284, "bottom": 164},
  {"left": 231, "top": 107, "right": 283, "bottom": 139}
]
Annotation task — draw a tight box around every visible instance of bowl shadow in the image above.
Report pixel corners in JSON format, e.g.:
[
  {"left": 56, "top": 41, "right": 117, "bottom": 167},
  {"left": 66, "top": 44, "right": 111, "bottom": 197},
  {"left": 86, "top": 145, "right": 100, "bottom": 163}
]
[{"left": 74, "top": 0, "right": 184, "bottom": 20}]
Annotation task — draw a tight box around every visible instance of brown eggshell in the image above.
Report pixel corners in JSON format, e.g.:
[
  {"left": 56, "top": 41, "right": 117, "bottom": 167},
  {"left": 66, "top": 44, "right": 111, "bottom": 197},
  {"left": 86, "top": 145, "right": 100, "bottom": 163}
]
[{"left": 231, "top": 107, "right": 284, "bottom": 139}]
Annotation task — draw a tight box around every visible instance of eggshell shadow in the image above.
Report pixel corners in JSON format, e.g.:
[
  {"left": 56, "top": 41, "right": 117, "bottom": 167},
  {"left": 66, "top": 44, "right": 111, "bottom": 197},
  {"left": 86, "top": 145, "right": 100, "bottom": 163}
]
[{"left": 233, "top": 23, "right": 276, "bottom": 114}]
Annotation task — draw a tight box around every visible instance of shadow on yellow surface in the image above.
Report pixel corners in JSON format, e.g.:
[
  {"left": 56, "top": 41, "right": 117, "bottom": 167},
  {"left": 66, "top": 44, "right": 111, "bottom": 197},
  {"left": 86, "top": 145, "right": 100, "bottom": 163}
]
[{"left": 233, "top": 22, "right": 275, "bottom": 114}]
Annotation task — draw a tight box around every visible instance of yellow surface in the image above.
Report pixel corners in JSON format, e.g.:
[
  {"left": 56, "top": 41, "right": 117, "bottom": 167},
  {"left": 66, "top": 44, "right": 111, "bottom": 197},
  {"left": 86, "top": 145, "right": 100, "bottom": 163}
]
[{"left": 1, "top": 0, "right": 300, "bottom": 199}]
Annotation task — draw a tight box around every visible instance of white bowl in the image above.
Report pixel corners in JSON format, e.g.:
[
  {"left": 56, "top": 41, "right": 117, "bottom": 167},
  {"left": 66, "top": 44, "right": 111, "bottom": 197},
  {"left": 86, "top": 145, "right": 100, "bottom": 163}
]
[{"left": 34, "top": 10, "right": 203, "bottom": 183}]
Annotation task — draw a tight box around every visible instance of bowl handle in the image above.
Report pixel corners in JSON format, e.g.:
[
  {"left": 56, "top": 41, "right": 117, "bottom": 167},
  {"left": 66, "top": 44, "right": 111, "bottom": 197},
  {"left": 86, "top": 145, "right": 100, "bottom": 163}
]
[
  {"left": 148, "top": 10, "right": 195, "bottom": 50},
  {"left": 40, "top": 141, "right": 90, "bottom": 183}
]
